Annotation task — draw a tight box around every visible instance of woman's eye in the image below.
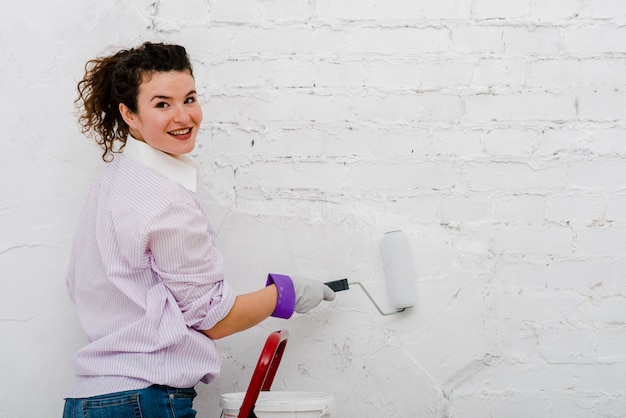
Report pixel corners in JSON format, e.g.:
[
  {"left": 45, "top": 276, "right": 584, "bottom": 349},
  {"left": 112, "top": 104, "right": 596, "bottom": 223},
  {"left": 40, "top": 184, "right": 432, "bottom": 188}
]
[
  {"left": 185, "top": 96, "right": 196, "bottom": 104},
  {"left": 155, "top": 102, "right": 169, "bottom": 109}
]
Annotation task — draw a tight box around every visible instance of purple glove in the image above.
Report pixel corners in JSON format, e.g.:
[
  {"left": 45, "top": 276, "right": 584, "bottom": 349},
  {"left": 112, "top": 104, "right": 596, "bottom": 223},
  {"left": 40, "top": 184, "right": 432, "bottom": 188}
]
[{"left": 266, "top": 274, "right": 296, "bottom": 319}]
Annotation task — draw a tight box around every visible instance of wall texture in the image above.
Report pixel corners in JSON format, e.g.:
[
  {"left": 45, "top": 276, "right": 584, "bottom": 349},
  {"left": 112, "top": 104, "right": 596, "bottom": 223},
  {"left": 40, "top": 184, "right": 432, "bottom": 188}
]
[{"left": 1, "top": 0, "right": 625, "bottom": 417}]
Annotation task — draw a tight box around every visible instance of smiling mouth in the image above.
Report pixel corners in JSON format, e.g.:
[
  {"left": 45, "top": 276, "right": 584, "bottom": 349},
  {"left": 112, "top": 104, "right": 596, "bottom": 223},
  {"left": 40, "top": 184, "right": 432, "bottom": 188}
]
[{"left": 169, "top": 127, "right": 192, "bottom": 136}]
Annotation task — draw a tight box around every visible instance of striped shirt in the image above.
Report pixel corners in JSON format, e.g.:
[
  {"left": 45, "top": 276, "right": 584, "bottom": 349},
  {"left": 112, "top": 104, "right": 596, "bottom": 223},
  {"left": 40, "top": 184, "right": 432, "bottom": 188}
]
[{"left": 65, "top": 137, "right": 236, "bottom": 398}]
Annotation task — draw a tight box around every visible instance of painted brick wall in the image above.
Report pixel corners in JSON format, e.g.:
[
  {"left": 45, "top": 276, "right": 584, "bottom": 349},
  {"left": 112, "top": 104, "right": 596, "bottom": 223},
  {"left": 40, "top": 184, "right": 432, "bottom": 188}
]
[{"left": 1, "top": 1, "right": 625, "bottom": 417}]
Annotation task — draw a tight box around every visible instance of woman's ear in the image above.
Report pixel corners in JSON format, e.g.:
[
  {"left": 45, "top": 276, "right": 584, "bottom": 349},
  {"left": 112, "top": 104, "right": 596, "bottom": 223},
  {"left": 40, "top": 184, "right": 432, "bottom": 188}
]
[{"left": 119, "top": 103, "right": 136, "bottom": 129}]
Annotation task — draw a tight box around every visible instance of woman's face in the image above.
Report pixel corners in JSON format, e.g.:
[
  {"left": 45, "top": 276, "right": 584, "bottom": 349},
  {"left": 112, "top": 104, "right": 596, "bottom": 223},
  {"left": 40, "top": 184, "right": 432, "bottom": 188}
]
[{"left": 120, "top": 70, "right": 202, "bottom": 156}]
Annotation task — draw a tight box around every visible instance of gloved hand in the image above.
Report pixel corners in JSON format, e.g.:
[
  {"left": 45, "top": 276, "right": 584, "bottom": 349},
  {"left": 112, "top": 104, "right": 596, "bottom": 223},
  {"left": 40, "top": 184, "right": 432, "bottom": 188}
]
[{"left": 290, "top": 276, "right": 336, "bottom": 313}]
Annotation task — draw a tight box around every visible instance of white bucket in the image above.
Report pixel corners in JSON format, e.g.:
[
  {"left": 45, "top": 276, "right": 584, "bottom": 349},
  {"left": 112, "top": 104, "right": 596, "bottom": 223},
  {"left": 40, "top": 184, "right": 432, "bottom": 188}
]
[{"left": 220, "top": 391, "right": 332, "bottom": 418}]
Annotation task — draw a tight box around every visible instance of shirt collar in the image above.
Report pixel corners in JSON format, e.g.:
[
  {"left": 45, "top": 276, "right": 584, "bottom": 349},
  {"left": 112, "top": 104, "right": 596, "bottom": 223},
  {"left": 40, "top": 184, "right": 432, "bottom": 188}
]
[{"left": 123, "top": 136, "right": 197, "bottom": 192}]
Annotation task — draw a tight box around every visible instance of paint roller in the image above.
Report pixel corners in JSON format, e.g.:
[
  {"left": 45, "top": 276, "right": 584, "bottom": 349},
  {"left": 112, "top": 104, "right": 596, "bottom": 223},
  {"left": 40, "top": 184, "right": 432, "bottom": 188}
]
[{"left": 325, "top": 230, "right": 417, "bottom": 315}]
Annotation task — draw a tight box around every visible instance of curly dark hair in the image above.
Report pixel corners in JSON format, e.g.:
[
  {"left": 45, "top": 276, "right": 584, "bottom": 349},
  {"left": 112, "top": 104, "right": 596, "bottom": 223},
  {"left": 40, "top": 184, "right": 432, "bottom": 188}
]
[{"left": 75, "top": 42, "right": 194, "bottom": 162}]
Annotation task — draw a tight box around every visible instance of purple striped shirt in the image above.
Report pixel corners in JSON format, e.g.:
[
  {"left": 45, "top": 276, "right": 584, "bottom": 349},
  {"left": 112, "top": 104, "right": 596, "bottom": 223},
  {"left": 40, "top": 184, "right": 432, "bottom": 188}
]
[{"left": 65, "top": 137, "right": 236, "bottom": 398}]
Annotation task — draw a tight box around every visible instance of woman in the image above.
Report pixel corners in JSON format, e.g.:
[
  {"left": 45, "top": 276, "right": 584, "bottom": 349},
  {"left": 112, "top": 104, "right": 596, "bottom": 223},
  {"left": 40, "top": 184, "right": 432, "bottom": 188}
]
[{"left": 63, "top": 42, "right": 335, "bottom": 418}]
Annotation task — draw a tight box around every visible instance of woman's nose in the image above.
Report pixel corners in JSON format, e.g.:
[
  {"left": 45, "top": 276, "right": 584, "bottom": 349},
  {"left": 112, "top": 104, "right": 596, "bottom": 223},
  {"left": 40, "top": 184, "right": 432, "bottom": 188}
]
[{"left": 173, "top": 105, "right": 191, "bottom": 123}]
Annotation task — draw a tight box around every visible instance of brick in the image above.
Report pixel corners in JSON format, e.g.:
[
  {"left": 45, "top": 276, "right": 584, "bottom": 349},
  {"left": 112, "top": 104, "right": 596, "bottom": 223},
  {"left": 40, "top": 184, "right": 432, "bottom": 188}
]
[
  {"left": 546, "top": 194, "right": 606, "bottom": 226},
  {"left": 419, "top": 0, "right": 473, "bottom": 19},
  {"left": 315, "top": 0, "right": 378, "bottom": 20},
  {"left": 472, "top": 0, "right": 530, "bottom": 19},
  {"left": 597, "top": 329, "right": 626, "bottom": 361},
  {"left": 205, "top": 93, "right": 352, "bottom": 123},
  {"left": 569, "top": 161, "right": 626, "bottom": 191},
  {"left": 367, "top": 59, "right": 475, "bottom": 90},
  {"left": 537, "top": 328, "right": 595, "bottom": 363},
  {"left": 472, "top": 57, "right": 526, "bottom": 87},
  {"left": 203, "top": 125, "right": 263, "bottom": 157},
  {"left": 231, "top": 26, "right": 342, "bottom": 55},
  {"left": 211, "top": 0, "right": 258, "bottom": 21},
  {"left": 529, "top": 0, "right": 586, "bottom": 20},
  {"left": 348, "top": 161, "right": 460, "bottom": 191},
  {"left": 494, "top": 260, "right": 549, "bottom": 289},
  {"left": 528, "top": 59, "right": 581, "bottom": 89},
  {"left": 593, "top": 123, "right": 626, "bottom": 155},
  {"left": 430, "top": 129, "right": 484, "bottom": 158},
  {"left": 575, "top": 364, "right": 626, "bottom": 391},
  {"left": 212, "top": 0, "right": 311, "bottom": 21},
  {"left": 386, "top": 196, "right": 440, "bottom": 223},
  {"left": 420, "top": 61, "right": 474, "bottom": 89},
  {"left": 606, "top": 192, "right": 626, "bottom": 223},
  {"left": 502, "top": 27, "right": 561, "bottom": 55},
  {"left": 576, "top": 227, "right": 626, "bottom": 256},
  {"left": 316, "top": 0, "right": 473, "bottom": 20},
  {"left": 154, "top": 0, "right": 208, "bottom": 21},
  {"left": 492, "top": 195, "right": 547, "bottom": 223},
  {"left": 484, "top": 127, "right": 540, "bottom": 156},
  {"left": 353, "top": 93, "right": 462, "bottom": 122},
  {"left": 165, "top": 27, "right": 232, "bottom": 58},
  {"left": 589, "top": 0, "right": 626, "bottom": 18},
  {"left": 366, "top": 61, "right": 423, "bottom": 88},
  {"left": 263, "top": 58, "right": 315, "bottom": 88},
  {"left": 343, "top": 27, "right": 451, "bottom": 54},
  {"left": 536, "top": 128, "right": 592, "bottom": 157},
  {"left": 604, "top": 258, "right": 626, "bottom": 295},
  {"left": 465, "top": 93, "right": 577, "bottom": 122},
  {"left": 210, "top": 60, "right": 263, "bottom": 87},
  {"left": 479, "top": 362, "right": 576, "bottom": 391},
  {"left": 578, "top": 91, "right": 626, "bottom": 121},
  {"left": 546, "top": 393, "right": 613, "bottom": 418},
  {"left": 492, "top": 226, "right": 573, "bottom": 255},
  {"left": 563, "top": 25, "right": 626, "bottom": 54},
  {"left": 235, "top": 160, "right": 345, "bottom": 190},
  {"left": 546, "top": 259, "right": 607, "bottom": 290},
  {"left": 464, "top": 162, "right": 568, "bottom": 191},
  {"left": 580, "top": 58, "right": 626, "bottom": 88},
  {"left": 491, "top": 395, "right": 546, "bottom": 417},
  {"left": 330, "top": 126, "right": 432, "bottom": 157},
  {"left": 314, "top": 60, "right": 368, "bottom": 87},
  {"left": 452, "top": 26, "right": 504, "bottom": 54},
  {"left": 441, "top": 195, "right": 491, "bottom": 223}
]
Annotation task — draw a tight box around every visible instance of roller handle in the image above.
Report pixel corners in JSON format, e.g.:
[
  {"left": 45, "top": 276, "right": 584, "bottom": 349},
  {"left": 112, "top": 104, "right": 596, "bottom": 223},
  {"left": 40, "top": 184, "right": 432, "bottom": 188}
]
[{"left": 324, "top": 278, "right": 350, "bottom": 292}]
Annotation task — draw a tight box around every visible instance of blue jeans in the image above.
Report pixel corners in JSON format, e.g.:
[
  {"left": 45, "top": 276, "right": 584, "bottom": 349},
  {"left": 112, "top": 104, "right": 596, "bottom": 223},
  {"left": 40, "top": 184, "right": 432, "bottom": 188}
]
[{"left": 63, "top": 385, "right": 197, "bottom": 418}]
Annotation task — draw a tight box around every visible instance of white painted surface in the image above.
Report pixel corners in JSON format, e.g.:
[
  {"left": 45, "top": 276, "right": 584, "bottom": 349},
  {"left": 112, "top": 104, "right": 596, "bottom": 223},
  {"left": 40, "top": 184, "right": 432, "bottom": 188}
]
[{"left": 2, "top": 1, "right": 625, "bottom": 416}]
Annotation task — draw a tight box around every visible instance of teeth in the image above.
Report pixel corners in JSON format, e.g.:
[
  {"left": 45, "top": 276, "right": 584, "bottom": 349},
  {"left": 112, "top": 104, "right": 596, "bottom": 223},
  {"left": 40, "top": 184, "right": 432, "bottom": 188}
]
[{"left": 170, "top": 128, "right": 191, "bottom": 135}]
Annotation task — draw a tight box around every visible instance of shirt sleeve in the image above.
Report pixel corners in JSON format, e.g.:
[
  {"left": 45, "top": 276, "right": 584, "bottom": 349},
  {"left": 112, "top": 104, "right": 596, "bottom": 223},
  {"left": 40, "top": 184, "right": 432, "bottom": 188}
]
[{"left": 144, "top": 199, "right": 236, "bottom": 331}]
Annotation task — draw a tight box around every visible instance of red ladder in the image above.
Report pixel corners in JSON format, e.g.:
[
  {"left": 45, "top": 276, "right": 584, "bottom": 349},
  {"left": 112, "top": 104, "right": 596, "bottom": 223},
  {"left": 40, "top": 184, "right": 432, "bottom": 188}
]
[{"left": 237, "top": 329, "right": 289, "bottom": 418}]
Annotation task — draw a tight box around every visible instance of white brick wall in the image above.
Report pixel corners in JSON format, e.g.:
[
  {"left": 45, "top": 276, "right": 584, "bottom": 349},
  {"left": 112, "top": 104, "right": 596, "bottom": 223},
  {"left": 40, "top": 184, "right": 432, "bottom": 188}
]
[{"left": 1, "top": 1, "right": 625, "bottom": 417}]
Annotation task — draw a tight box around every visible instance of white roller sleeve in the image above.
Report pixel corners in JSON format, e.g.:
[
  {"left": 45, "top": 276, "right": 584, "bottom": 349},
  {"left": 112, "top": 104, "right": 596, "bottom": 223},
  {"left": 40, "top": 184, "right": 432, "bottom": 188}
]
[{"left": 381, "top": 230, "right": 417, "bottom": 310}]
